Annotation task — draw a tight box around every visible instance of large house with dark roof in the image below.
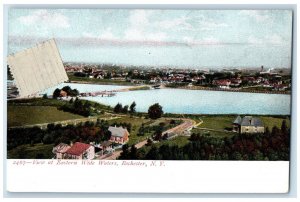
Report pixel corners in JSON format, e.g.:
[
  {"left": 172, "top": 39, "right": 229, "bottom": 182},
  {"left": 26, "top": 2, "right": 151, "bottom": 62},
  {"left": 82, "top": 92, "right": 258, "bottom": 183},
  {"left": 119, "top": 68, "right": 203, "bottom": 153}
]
[
  {"left": 233, "top": 116, "right": 264, "bottom": 134},
  {"left": 108, "top": 126, "right": 129, "bottom": 144}
]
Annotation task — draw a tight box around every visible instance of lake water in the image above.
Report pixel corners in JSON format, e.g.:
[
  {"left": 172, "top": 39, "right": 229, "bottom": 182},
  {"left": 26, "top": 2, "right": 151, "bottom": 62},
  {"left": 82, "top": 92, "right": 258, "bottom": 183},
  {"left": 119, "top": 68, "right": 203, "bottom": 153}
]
[{"left": 45, "top": 84, "right": 291, "bottom": 115}]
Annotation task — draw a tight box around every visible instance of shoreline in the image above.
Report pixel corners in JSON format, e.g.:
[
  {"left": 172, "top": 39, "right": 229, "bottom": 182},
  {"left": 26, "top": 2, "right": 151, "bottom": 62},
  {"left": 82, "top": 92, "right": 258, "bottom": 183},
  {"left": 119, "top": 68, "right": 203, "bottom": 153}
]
[
  {"left": 68, "top": 80, "right": 290, "bottom": 95},
  {"left": 67, "top": 80, "right": 136, "bottom": 86},
  {"left": 167, "top": 86, "right": 291, "bottom": 95}
]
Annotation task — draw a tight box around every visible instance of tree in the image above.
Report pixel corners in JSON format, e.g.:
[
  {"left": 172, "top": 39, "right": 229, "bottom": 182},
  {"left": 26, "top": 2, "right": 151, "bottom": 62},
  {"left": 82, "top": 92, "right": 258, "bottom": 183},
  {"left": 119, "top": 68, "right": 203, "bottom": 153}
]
[
  {"left": 69, "top": 98, "right": 74, "bottom": 104},
  {"left": 62, "top": 86, "right": 72, "bottom": 94},
  {"left": 130, "top": 145, "right": 138, "bottom": 159},
  {"left": 53, "top": 88, "right": 61, "bottom": 99},
  {"left": 148, "top": 103, "right": 163, "bottom": 119},
  {"left": 129, "top": 101, "right": 136, "bottom": 114},
  {"left": 281, "top": 120, "right": 287, "bottom": 134},
  {"left": 70, "top": 89, "right": 79, "bottom": 96},
  {"left": 146, "top": 138, "right": 153, "bottom": 146},
  {"left": 114, "top": 103, "right": 123, "bottom": 113},
  {"left": 122, "top": 105, "right": 129, "bottom": 114},
  {"left": 119, "top": 144, "right": 130, "bottom": 159},
  {"left": 42, "top": 94, "right": 48, "bottom": 99}
]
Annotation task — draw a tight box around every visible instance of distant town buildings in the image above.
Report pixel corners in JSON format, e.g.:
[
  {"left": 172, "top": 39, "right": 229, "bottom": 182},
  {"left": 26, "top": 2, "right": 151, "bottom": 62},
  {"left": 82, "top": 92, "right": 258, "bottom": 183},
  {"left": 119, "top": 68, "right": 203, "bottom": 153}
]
[{"left": 64, "top": 63, "right": 291, "bottom": 93}]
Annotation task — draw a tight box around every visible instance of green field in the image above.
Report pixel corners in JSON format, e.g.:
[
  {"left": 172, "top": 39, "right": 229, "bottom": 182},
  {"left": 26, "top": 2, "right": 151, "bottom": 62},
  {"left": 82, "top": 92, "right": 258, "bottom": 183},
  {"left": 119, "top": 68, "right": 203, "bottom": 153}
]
[
  {"left": 191, "top": 128, "right": 236, "bottom": 138},
  {"left": 158, "top": 136, "right": 190, "bottom": 147},
  {"left": 260, "top": 116, "right": 290, "bottom": 130},
  {"left": 8, "top": 143, "right": 54, "bottom": 159},
  {"left": 198, "top": 115, "right": 236, "bottom": 130},
  {"left": 192, "top": 115, "right": 290, "bottom": 138},
  {"left": 8, "top": 105, "right": 83, "bottom": 127}
]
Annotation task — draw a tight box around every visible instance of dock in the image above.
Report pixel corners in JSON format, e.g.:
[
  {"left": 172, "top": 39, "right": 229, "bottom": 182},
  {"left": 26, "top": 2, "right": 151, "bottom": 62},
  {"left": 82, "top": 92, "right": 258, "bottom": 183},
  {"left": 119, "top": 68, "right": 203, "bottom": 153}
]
[{"left": 80, "top": 91, "right": 116, "bottom": 97}]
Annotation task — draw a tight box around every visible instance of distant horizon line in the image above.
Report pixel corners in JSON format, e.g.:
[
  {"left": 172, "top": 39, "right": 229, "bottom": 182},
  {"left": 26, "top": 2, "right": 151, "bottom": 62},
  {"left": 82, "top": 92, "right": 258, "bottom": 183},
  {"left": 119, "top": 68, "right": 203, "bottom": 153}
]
[{"left": 63, "top": 61, "right": 291, "bottom": 70}]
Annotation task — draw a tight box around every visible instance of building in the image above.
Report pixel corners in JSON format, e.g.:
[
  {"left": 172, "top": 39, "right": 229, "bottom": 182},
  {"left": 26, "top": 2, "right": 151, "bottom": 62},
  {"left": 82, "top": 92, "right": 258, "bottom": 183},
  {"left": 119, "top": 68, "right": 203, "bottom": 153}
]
[
  {"left": 108, "top": 126, "right": 130, "bottom": 144},
  {"left": 62, "top": 142, "right": 95, "bottom": 160},
  {"left": 59, "top": 90, "right": 68, "bottom": 97},
  {"left": 52, "top": 143, "right": 71, "bottom": 159},
  {"left": 212, "top": 79, "right": 231, "bottom": 89},
  {"left": 233, "top": 116, "right": 264, "bottom": 134}
]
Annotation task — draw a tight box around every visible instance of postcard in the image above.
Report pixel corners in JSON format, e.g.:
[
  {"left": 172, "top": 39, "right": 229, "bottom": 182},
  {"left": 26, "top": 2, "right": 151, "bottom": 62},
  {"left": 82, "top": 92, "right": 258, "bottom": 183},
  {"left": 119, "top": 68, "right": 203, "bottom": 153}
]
[{"left": 5, "top": 7, "right": 293, "bottom": 193}]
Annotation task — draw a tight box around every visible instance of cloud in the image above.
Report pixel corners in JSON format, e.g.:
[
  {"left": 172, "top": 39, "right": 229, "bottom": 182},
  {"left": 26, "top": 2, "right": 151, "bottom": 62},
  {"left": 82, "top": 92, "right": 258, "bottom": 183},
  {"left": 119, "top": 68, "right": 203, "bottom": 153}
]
[
  {"left": 199, "top": 21, "right": 228, "bottom": 31},
  {"left": 124, "top": 10, "right": 167, "bottom": 42},
  {"left": 18, "top": 10, "right": 70, "bottom": 29},
  {"left": 82, "top": 28, "right": 118, "bottom": 40},
  {"left": 154, "top": 16, "right": 193, "bottom": 30},
  {"left": 248, "top": 34, "right": 286, "bottom": 45},
  {"left": 239, "top": 10, "right": 271, "bottom": 22},
  {"left": 99, "top": 28, "right": 118, "bottom": 40},
  {"left": 183, "top": 36, "right": 221, "bottom": 45}
]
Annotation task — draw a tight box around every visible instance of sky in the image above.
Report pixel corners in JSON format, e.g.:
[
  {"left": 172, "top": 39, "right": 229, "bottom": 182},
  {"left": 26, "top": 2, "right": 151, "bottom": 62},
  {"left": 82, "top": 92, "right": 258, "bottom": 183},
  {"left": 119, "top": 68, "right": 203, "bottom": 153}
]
[{"left": 8, "top": 9, "right": 293, "bottom": 69}]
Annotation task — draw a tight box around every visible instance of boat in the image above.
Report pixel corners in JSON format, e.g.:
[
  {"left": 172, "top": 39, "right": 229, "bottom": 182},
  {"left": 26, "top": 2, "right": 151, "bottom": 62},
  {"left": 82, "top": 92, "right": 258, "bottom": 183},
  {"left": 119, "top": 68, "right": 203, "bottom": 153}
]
[{"left": 152, "top": 84, "right": 161, "bottom": 89}]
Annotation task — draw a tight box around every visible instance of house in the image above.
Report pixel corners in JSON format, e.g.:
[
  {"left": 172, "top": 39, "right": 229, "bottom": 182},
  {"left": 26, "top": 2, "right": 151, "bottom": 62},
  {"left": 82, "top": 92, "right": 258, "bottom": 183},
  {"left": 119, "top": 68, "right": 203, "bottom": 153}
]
[
  {"left": 63, "top": 142, "right": 95, "bottom": 159},
  {"left": 52, "top": 143, "right": 71, "bottom": 159},
  {"left": 108, "top": 126, "right": 130, "bottom": 144},
  {"left": 101, "top": 141, "right": 113, "bottom": 153},
  {"left": 233, "top": 116, "right": 264, "bottom": 134},
  {"left": 59, "top": 90, "right": 68, "bottom": 97},
  {"left": 213, "top": 79, "right": 231, "bottom": 89}
]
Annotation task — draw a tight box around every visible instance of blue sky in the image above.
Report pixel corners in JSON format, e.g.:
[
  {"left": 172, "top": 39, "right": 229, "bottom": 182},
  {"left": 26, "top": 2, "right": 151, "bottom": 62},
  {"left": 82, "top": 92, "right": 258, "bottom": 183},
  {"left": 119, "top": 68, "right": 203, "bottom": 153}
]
[{"left": 8, "top": 9, "right": 293, "bottom": 69}]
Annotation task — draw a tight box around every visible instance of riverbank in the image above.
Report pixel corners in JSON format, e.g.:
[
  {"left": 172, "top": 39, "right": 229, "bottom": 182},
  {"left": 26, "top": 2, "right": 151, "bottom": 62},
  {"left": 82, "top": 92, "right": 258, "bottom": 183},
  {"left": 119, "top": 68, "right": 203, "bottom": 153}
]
[
  {"left": 68, "top": 80, "right": 134, "bottom": 86},
  {"left": 172, "top": 85, "right": 291, "bottom": 95},
  {"left": 68, "top": 78, "right": 290, "bottom": 95}
]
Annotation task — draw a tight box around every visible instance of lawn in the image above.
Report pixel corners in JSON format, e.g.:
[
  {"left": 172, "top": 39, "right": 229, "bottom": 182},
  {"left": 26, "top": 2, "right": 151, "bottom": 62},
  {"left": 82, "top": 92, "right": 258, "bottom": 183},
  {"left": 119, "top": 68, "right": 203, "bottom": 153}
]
[
  {"left": 7, "top": 143, "right": 54, "bottom": 159},
  {"left": 8, "top": 105, "right": 83, "bottom": 127},
  {"left": 158, "top": 136, "right": 190, "bottom": 148},
  {"left": 197, "top": 115, "right": 290, "bottom": 131},
  {"left": 260, "top": 116, "right": 290, "bottom": 130},
  {"left": 191, "top": 128, "right": 236, "bottom": 138},
  {"left": 8, "top": 97, "right": 67, "bottom": 107},
  {"left": 198, "top": 115, "right": 236, "bottom": 130}
]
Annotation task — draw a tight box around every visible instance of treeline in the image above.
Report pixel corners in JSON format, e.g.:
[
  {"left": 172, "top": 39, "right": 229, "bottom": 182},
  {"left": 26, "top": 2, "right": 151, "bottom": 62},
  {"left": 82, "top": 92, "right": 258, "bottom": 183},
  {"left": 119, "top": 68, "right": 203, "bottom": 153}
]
[
  {"left": 53, "top": 86, "right": 79, "bottom": 98},
  {"left": 59, "top": 98, "right": 94, "bottom": 117},
  {"left": 113, "top": 102, "right": 136, "bottom": 114},
  {"left": 119, "top": 121, "right": 290, "bottom": 161},
  {"left": 7, "top": 119, "right": 112, "bottom": 151}
]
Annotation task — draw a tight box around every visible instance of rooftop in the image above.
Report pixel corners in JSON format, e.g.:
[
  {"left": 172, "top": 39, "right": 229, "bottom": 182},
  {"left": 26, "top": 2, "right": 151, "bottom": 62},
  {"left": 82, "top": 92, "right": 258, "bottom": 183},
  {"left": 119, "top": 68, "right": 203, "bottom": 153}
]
[
  {"left": 233, "top": 116, "right": 264, "bottom": 127},
  {"left": 65, "top": 142, "right": 92, "bottom": 156},
  {"left": 108, "top": 126, "right": 128, "bottom": 137},
  {"left": 53, "top": 143, "right": 71, "bottom": 154}
]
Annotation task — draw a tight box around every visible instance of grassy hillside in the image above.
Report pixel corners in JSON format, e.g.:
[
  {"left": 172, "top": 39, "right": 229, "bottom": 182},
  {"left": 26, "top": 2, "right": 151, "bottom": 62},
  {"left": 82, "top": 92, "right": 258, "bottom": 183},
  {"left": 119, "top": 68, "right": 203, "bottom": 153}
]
[{"left": 8, "top": 106, "right": 83, "bottom": 127}]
